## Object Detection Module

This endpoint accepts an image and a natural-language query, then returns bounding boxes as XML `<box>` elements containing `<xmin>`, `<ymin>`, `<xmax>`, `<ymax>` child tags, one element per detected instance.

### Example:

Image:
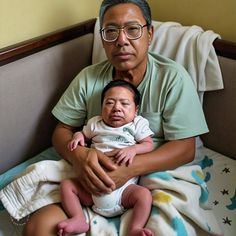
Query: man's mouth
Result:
<box><xmin>113</xmin><ymin>52</ymin><xmax>132</xmax><ymax>60</ymax></box>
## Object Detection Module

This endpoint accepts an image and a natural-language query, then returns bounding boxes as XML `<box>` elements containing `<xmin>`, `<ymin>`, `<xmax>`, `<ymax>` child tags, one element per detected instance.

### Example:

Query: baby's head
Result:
<box><xmin>101</xmin><ymin>80</ymin><xmax>141</xmax><ymax>127</ymax></box>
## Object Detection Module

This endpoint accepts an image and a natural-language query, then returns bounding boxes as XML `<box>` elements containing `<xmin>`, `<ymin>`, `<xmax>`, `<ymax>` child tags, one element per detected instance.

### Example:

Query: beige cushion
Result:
<box><xmin>0</xmin><ymin>34</ymin><xmax>93</xmax><ymax>173</ymax></box>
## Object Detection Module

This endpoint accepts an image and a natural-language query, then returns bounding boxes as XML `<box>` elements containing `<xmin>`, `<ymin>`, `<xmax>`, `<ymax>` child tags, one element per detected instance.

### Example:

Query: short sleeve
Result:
<box><xmin>52</xmin><ymin>70</ymin><xmax>88</xmax><ymax>127</ymax></box>
<box><xmin>134</xmin><ymin>116</ymin><xmax>154</xmax><ymax>141</ymax></box>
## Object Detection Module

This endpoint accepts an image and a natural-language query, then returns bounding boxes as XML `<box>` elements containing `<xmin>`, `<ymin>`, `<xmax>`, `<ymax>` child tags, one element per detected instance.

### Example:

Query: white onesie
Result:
<box><xmin>82</xmin><ymin>115</ymin><xmax>153</xmax><ymax>217</ymax></box>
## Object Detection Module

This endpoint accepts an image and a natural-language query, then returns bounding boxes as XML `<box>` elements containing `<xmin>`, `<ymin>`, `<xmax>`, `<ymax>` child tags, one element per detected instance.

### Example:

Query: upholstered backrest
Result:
<box><xmin>202</xmin><ymin>56</ymin><xmax>236</xmax><ymax>158</ymax></box>
<box><xmin>0</xmin><ymin>34</ymin><xmax>94</xmax><ymax>173</ymax></box>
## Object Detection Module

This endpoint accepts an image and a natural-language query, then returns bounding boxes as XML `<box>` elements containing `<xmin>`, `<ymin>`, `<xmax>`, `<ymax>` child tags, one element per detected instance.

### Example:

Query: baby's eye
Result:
<box><xmin>122</xmin><ymin>103</ymin><xmax>130</xmax><ymax>106</ymax></box>
<box><xmin>105</xmin><ymin>101</ymin><xmax>114</xmax><ymax>105</ymax></box>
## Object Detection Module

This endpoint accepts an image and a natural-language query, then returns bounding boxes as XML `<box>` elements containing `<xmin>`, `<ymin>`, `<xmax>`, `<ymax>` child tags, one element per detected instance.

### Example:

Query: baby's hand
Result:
<box><xmin>106</xmin><ymin>146</ymin><xmax>136</xmax><ymax>166</ymax></box>
<box><xmin>67</xmin><ymin>132</ymin><xmax>86</xmax><ymax>151</ymax></box>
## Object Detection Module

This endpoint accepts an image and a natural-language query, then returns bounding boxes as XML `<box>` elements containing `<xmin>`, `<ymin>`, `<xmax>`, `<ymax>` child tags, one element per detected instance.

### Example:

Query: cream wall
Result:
<box><xmin>0</xmin><ymin>0</ymin><xmax>102</xmax><ymax>49</ymax></box>
<box><xmin>148</xmin><ymin>0</ymin><xmax>236</xmax><ymax>42</ymax></box>
<box><xmin>0</xmin><ymin>0</ymin><xmax>235</xmax><ymax>49</ymax></box>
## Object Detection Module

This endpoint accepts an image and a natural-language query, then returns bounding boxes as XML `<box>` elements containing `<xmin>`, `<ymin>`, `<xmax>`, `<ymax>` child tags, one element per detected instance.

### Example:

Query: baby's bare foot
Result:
<box><xmin>128</xmin><ymin>227</ymin><xmax>155</xmax><ymax>236</ymax></box>
<box><xmin>57</xmin><ymin>217</ymin><xmax>89</xmax><ymax>236</ymax></box>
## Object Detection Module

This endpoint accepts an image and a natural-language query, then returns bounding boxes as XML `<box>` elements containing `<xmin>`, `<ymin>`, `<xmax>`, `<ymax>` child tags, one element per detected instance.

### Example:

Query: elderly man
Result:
<box><xmin>24</xmin><ymin>0</ymin><xmax>208</xmax><ymax>235</ymax></box>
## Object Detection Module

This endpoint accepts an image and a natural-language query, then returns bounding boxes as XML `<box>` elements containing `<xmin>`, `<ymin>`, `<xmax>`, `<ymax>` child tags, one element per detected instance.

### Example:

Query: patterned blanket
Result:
<box><xmin>0</xmin><ymin>159</ymin><xmax>222</xmax><ymax>236</ymax></box>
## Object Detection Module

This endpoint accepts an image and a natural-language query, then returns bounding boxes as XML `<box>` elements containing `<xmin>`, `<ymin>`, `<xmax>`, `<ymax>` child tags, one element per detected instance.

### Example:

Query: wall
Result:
<box><xmin>0</xmin><ymin>0</ymin><xmax>102</xmax><ymax>49</ymax></box>
<box><xmin>148</xmin><ymin>0</ymin><xmax>236</xmax><ymax>42</ymax></box>
<box><xmin>0</xmin><ymin>0</ymin><xmax>235</xmax><ymax>49</ymax></box>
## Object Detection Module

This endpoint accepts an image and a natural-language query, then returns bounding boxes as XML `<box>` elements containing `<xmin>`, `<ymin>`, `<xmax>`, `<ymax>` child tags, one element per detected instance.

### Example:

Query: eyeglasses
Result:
<box><xmin>100</xmin><ymin>23</ymin><xmax>148</xmax><ymax>42</ymax></box>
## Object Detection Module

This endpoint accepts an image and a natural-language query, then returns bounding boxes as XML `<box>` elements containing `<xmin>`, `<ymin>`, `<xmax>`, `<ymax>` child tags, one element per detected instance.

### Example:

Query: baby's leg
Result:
<box><xmin>122</xmin><ymin>184</ymin><xmax>154</xmax><ymax>236</ymax></box>
<box><xmin>57</xmin><ymin>178</ymin><xmax>93</xmax><ymax>235</ymax></box>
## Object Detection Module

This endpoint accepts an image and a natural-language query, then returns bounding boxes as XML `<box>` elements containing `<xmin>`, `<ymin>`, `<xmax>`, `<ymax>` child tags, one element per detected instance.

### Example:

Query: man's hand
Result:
<box><xmin>70</xmin><ymin>147</ymin><xmax>117</xmax><ymax>195</ymax></box>
<box><xmin>52</xmin><ymin>122</ymin><xmax>117</xmax><ymax>196</ymax></box>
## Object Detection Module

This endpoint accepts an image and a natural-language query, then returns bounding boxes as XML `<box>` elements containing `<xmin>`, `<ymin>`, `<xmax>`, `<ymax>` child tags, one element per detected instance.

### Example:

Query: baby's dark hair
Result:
<box><xmin>101</xmin><ymin>80</ymin><xmax>141</xmax><ymax>106</ymax></box>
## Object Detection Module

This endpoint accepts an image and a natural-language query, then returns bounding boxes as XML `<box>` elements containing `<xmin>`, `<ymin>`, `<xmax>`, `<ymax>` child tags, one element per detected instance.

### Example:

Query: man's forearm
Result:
<box><xmin>131</xmin><ymin>137</ymin><xmax>195</xmax><ymax>176</ymax></box>
<box><xmin>108</xmin><ymin>137</ymin><xmax>195</xmax><ymax>188</ymax></box>
<box><xmin>52</xmin><ymin>122</ymin><xmax>88</xmax><ymax>163</ymax></box>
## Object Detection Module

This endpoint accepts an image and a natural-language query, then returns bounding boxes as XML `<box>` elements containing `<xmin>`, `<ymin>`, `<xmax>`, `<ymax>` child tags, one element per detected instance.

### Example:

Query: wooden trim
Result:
<box><xmin>213</xmin><ymin>38</ymin><xmax>236</xmax><ymax>60</ymax></box>
<box><xmin>0</xmin><ymin>18</ymin><xmax>96</xmax><ymax>66</ymax></box>
<box><xmin>1</xmin><ymin>18</ymin><xmax>236</xmax><ymax>66</ymax></box>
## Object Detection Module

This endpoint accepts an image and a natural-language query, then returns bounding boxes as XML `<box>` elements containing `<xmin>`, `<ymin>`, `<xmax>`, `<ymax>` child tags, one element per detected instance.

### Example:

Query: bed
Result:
<box><xmin>0</xmin><ymin>18</ymin><xmax>235</xmax><ymax>236</ymax></box>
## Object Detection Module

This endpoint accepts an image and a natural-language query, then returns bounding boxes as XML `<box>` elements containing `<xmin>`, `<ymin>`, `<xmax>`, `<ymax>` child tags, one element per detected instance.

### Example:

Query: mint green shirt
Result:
<box><xmin>52</xmin><ymin>52</ymin><xmax>208</xmax><ymax>148</ymax></box>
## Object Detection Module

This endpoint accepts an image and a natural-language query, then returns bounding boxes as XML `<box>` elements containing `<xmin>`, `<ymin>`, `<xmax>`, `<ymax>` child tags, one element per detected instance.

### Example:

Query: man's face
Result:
<box><xmin>101</xmin><ymin>3</ymin><xmax>153</xmax><ymax>72</ymax></box>
<box><xmin>101</xmin><ymin>86</ymin><xmax>137</xmax><ymax>128</ymax></box>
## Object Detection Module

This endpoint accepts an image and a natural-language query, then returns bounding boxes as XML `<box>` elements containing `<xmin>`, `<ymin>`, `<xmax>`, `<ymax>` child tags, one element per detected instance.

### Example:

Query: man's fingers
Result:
<box><xmin>105</xmin><ymin>149</ymin><xmax>117</xmax><ymax>157</ymax></box>
<box><xmin>84</xmin><ymin>166</ymin><xmax>114</xmax><ymax>194</ymax></box>
<box><xmin>99</xmin><ymin>152</ymin><xmax>117</xmax><ymax>171</ymax></box>
<box><xmin>92</xmin><ymin>157</ymin><xmax>116</xmax><ymax>190</ymax></box>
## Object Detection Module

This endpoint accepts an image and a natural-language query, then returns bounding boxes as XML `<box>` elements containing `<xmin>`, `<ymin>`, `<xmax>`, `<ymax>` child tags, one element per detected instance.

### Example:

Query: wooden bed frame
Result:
<box><xmin>1</xmin><ymin>18</ymin><xmax>236</xmax><ymax>65</ymax></box>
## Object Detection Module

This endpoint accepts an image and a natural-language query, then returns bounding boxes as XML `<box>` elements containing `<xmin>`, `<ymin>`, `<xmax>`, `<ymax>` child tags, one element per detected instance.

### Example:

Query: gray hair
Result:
<box><xmin>99</xmin><ymin>0</ymin><xmax>152</xmax><ymax>29</ymax></box>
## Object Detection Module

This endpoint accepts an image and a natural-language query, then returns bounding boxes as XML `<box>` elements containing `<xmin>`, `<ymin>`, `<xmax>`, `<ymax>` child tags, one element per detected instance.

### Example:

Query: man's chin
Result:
<box><xmin>113</xmin><ymin>61</ymin><xmax>134</xmax><ymax>71</ymax></box>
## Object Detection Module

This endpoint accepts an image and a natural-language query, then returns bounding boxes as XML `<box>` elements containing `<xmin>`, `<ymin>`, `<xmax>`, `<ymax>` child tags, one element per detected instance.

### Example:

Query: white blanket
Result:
<box><xmin>0</xmin><ymin>160</ymin><xmax>222</xmax><ymax>236</ymax></box>
<box><xmin>92</xmin><ymin>18</ymin><xmax>223</xmax><ymax>93</ymax></box>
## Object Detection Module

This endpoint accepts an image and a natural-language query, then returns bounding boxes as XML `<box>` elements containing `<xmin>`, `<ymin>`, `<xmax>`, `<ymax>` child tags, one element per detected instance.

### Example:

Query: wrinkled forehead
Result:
<box><xmin>103</xmin><ymin>86</ymin><xmax>135</xmax><ymax>101</ymax></box>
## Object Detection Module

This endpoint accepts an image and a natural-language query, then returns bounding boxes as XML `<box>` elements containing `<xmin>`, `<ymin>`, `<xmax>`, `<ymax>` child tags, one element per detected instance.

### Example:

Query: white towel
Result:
<box><xmin>0</xmin><ymin>159</ymin><xmax>76</xmax><ymax>220</ymax></box>
<box><xmin>150</xmin><ymin>21</ymin><xmax>223</xmax><ymax>92</ymax></box>
<box><xmin>92</xmin><ymin>18</ymin><xmax>223</xmax><ymax>92</ymax></box>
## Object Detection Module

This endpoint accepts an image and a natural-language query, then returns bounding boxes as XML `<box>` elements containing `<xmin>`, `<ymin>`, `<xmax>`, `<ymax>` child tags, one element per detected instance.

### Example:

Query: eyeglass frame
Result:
<box><xmin>100</xmin><ymin>23</ymin><xmax>149</xmax><ymax>42</ymax></box>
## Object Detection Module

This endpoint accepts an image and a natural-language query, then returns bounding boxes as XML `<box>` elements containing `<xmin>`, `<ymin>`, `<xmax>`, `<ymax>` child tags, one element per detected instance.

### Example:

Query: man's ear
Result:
<box><xmin>135</xmin><ymin>105</ymin><xmax>139</xmax><ymax>115</ymax></box>
<box><xmin>148</xmin><ymin>25</ymin><xmax>154</xmax><ymax>45</ymax></box>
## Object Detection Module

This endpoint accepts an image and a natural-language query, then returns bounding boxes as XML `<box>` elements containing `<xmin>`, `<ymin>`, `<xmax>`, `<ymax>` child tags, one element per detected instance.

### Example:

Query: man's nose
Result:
<box><xmin>116</xmin><ymin>29</ymin><xmax>129</xmax><ymax>46</ymax></box>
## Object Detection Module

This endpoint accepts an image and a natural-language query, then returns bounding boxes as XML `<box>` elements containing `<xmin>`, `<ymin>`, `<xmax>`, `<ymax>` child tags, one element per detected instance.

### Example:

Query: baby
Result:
<box><xmin>58</xmin><ymin>80</ymin><xmax>154</xmax><ymax>236</ymax></box>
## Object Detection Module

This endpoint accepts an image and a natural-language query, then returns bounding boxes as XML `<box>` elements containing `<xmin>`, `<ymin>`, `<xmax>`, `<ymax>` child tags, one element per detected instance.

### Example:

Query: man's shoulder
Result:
<box><xmin>82</xmin><ymin>60</ymin><xmax>111</xmax><ymax>74</ymax></box>
<box><xmin>148</xmin><ymin>52</ymin><xmax>190</xmax><ymax>78</ymax></box>
<box><xmin>148</xmin><ymin>52</ymin><xmax>181</xmax><ymax>68</ymax></box>
<box><xmin>72</xmin><ymin>60</ymin><xmax>112</xmax><ymax>89</ymax></box>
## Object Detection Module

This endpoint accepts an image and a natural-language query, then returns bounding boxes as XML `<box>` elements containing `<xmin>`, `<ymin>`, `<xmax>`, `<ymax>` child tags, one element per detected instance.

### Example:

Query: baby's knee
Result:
<box><xmin>139</xmin><ymin>187</ymin><xmax>152</xmax><ymax>202</ymax></box>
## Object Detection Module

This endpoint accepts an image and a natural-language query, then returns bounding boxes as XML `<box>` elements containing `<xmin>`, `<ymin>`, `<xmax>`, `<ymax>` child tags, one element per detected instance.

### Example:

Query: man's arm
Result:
<box><xmin>53</xmin><ymin>122</ymin><xmax>195</xmax><ymax>193</ymax></box>
<box><xmin>108</xmin><ymin>137</ymin><xmax>195</xmax><ymax>188</ymax></box>
<box><xmin>52</xmin><ymin>122</ymin><xmax>117</xmax><ymax>195</ymax></box>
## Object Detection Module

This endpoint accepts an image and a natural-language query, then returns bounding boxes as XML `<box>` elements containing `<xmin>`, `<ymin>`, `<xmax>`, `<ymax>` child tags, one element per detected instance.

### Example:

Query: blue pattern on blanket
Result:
<box><xmin>151</xmin><ymin>206</ymin><xmax>159</xmax><ymax>215</ymax></box>
<box><xmin>107</xmin><ymin>216</ymin><xmax>120</xmax><ymax>232</ymax></box>
<box><xmin>191</xmin><ymin>170</ymin><xmax>209</xmax><ymax>204</ymax></box>
<box><xmin>199</xmin><ymin>153</ymin><xmax>236</xmax><ymax>235</ymax></box>
<box><xmin>226</xmin><ymin>190</ymin><xmax>236</xmax><ymax>210</ymax></box>
<box><xmin>146</xmin><ymin>171</ymin><xmax>173</xmax><ymax>180</ymax></box>
<box><xmin>198</xmin><ymin>155</ymin><xmax>213</xmax><ymax>182</ymax></box>
<box><xmin>171</xmin><ymin>217</ymin><xmax>187</xmax><ymax>236</ymax></box>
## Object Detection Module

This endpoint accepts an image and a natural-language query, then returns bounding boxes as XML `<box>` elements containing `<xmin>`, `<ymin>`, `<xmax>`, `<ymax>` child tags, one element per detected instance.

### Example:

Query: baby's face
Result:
<box><xmin>102</xmin><ymin>86</ymin><xmax>137</xmax><ymax>127</ymax></box>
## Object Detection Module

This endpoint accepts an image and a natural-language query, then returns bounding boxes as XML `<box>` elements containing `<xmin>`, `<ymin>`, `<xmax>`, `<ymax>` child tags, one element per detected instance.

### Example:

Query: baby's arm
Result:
<box><xmin>67</xmin><ymin>131</ymin><xmax>86</xmax><ymax>151</ymax></box>
<box><xmin>107</xmin><ymin>136</ymin><xmax>153</xmax><ymax>166</ymax></box>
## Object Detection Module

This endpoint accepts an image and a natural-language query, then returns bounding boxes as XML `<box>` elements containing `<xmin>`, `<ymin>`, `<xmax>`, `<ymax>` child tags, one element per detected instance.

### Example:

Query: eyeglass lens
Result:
<box><xmin>102</xmin><ymin>24</ymin><xmax>145</xmax><ymax>42</ymax></box>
